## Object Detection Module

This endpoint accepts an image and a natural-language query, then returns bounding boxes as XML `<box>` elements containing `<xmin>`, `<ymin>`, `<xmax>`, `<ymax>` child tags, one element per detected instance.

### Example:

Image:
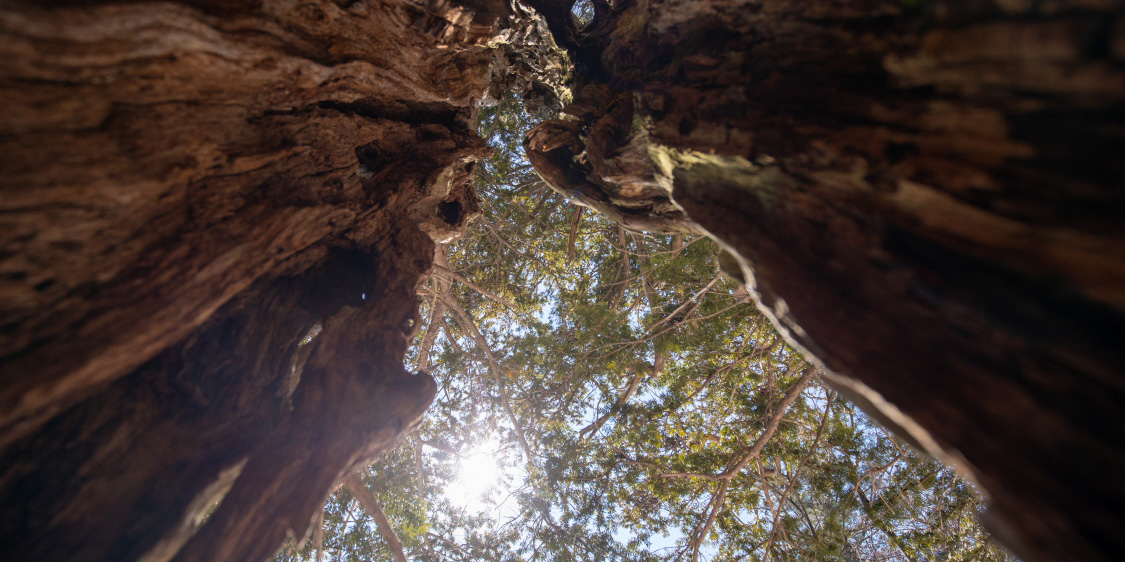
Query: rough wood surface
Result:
<box><xmin>0</xmin><ymin>1</ymin><xmax>559</xmax><ymax>560</ymax></box>
<box><xmin>526</xmin><ymin>1</ymin><xmax>1125</xmax><ymax>561</ymax></box>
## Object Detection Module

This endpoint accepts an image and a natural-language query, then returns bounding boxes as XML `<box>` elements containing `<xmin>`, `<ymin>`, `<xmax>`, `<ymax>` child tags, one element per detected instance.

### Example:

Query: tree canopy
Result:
<box><xmin>274</xmin><ymin>95</ymin><xmax>1016</xmax><ymax>562</ymax></box>
<box><xmin>2</xmin><ymin>1</ymin><xmax>1120</xmax><ymax>561</ymax></box>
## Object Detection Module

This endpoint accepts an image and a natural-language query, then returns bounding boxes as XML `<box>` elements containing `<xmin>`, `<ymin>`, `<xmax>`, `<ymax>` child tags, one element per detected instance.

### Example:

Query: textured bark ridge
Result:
<box><xmin>0</xmin><ymin>1</ymin><xmax>558</xmax><ymax>561</ymax></box>
<box><xmin>525</xmin><ymin>1</ymin><xmax>1125</xmax><ymax>561</ymax></box>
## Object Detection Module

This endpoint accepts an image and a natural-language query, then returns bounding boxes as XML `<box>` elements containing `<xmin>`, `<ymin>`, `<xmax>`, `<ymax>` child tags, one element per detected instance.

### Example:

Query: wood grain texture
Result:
<box><xmin>0</xmin><ymin>0</ymin><xmax>556</xmax><ymax>560</ymax></box>
<box><xmin>526</xmin><ymin>1</ymin><xmax>1125</xmax><ymax>560</ymax></box>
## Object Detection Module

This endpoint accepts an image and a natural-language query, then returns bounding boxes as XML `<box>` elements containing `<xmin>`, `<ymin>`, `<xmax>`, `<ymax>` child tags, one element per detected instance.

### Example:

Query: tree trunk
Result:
<box><xmin>525</xmin><ymin>1</ymin><xmax>1125</xmax><ymax>561</ymax></box>
<box><xmin>0</xmin><ymin>1</ymin><xmax>559</xmax><ymax>561</ymax></box>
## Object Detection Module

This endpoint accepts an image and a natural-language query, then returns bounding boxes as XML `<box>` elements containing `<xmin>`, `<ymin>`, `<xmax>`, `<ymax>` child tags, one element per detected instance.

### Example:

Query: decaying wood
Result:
<box><xmin>526</xmin><ymin>1</ymin><xmax>1125</xmax><ymax>561</ymax></box>
<box><xmin>0</xmin><ymin>0</ymin><xmax>563</xmax><ymax>560</ymax></box>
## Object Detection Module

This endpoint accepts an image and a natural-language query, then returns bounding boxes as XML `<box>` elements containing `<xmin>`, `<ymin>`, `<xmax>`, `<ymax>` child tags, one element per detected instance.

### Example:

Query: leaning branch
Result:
<box><xmin>477</xmin><ymin>214</ymin><xmax>561</xmax><ymax>275</ymax></box>
<box><xmin>645</xmin><ymin>276</ymin><xmax>721</xmax><ymax>334</ymax></box>
<box><xmin>579</xmin><ymin>365</ymin><xmax>646</xmax><ymax>438</ymax></box>
<box><xmin>419</xmin><ymin>439</ymin><xmax>461</xmax><ymax>456</ymax></box>
<box><xmin>314</xmin><ymin>506</ymin><xmax>325</xmax><ymax>562</ymax></box>
<box><xmin>690</xmin><ymin>480</ymin><xmax>731</xmax><ymax>562</ymax></box>
<box><xmin>631</xmin><ymin>233</ymin><xmax>660</xmax><ymax>309</ymax></box>
<box><xmin>719</xmin><ymin>366</ymin><xmax>816</xmax><ymax>478</ymax></box>
<box><xmin>589</xmin><ymin>299</ymin><xmax>745</xmax><ymax>360</ymax></box>
<box><xmin>856</xmin><ymin>486</ymin><xmax>921</xmax><ymax>562</ymax></box>
<box><xmin>654</xmin><ymin>366</ymin><xmax>817</xmax><ymax>482</ymax></box>
<box><xmin>609</xmin><ymin>227</ymin><xmax>631</xmax><ymax>311</ymax></box>
<box><xmin>416</xmin><ymin>247</ymin><xmax>453</xmax><ymax>372</ymax></box>
<box><xmin>344</xmin><ymin>472</ymin><xmax>408</xmax><ymax>562</ymax></box>
<box><xmin>432</xmin><ymin>264</ymin><xmax>519</xmax><ymax>312</ymax></box>
<box><xmin>762</xmin><ymin>393</ymin><xmax>834</xmax><ymax>550</ymax></box>
<box><xmin>677</xmin><ymin>332</ymin><xmax>773</xmax><ymax>408</ymax></box>
<box><xmin>411</xmin><ymin>434</ymin><xmax>439</xmax><ymax>561</ymax></box>
<box><xmin>566</xmin><ymin>206</ymin><xmax>584</xmax><ymax>263</ymax></box>
<box><xmin>441</xmin><ymin>293</ymin><xmax>535</xmax><ymax>462</ymax></box>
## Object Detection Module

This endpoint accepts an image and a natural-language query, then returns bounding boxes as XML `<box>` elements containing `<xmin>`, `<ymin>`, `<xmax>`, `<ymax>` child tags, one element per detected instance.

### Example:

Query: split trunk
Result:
<box><xmin>0</xmin><ymin>1</ymin><xmax>559</xmax><ymax>560</ymax></box>
<box><xmin>525</xmin><ymin>1</ymin><xmax>1125</xmax><ymax>561</ymax></box>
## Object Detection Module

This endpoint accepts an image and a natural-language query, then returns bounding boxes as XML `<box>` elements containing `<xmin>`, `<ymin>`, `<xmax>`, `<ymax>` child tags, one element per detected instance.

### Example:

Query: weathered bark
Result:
<box><xmin>525</xmin><ymin>1</ymin><xmax>1125</xmax><ymax>561</ymax></box>
<box><xmin>0</xmin><ymin>0</ymin><xmax>560</xmax><ymax>560</ymax></box>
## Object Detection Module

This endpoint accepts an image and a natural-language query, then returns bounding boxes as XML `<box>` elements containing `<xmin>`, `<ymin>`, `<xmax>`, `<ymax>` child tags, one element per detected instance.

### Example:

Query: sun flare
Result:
<box><xmin>446</xmin><ymin>447</ymin><xmax>502</xmax><ymax>510</ymax></box>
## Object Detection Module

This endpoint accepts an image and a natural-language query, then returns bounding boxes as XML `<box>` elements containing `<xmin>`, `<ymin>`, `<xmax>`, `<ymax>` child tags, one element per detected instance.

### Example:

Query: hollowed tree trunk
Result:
<box><xmin>525</xmin><ymin>1</ymin><xmax>1125</xmax><ymax>561</ymax></box>
<box><xmin>0</xmin><ymin>1</ymin><xmax>558</xmax><ymax>560</ymax></box>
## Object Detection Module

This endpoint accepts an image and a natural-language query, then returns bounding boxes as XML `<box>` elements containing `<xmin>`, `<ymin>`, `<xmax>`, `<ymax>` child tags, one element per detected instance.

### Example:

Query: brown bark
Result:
<box><xmin>0</xmin><ymin>1</ymin><xmax>560</xmax><ymax>561</ymax></box>
<box><xmin>526</xmin><ymin>1</ymin><xmax>1125</xmax><ymax>561</ymax></box>
<box><xmin>566</xmin><ymin>205</ymin><xmax>585</xmax><ymax>262</ymax></box>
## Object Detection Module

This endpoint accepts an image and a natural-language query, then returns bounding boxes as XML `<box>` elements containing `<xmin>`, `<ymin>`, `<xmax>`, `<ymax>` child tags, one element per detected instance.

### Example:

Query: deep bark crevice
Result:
<box><xmin>0</xmin><ymin>0</ymin><xmax>563</xmax><ymax>560</ymax></box>
<box><xmin>526</xmin><ymin>1</ymin><xmax>1125</xmax><ymax>560</ymax></box>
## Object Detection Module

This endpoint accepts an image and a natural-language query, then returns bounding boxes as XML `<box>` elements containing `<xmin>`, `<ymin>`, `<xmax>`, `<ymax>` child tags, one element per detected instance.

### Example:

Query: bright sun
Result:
<box><xmin>446</xmin><ymin>446</ymin><xmax>502</xmax><ymax>511</ymax></box>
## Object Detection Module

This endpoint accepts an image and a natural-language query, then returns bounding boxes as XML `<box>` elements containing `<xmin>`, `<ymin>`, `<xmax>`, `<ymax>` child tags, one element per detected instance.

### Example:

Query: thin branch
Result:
<box><xmin>412</xmin><ymin>434</ymin><xmax>438</xmax><ymax>562</ymax></box>
<box><xmin>419</xmin><ymin>439</ymin><xmax>461</xmax><ymax>456</ymax></box>
<box><xmin>477</xmin><ymin>213</ymin><xmax>560</xmax><ymax>275</ymax></box>
<box><xmin>646</xmin><ymin>276</ymin><xmax>721</xmax><ymax>334</ymax></box>
<box><xmin>579</xmin><ymin>366</ymin><xmax>646</xmax><ymax>438</ymax></box>
<box><xmin>566</xmin><ymin>206</ymin><xmax>584</xmax><ymax>263</ymax></box>
<box><xmin>314</xmin><ymin>505</ymin><xmax>324</xmax><ymax>562</ymax></box>
<box><xmin>607</xmin><ymin>233</ymin><xmax>707</xmax><ymax>258</ymax></box>
<box><xmin>720</xmin><ymin>366</ymin><xmax>816</xmax><ymax>478</ymax></box>
<box><xmin>677</xmin><ymin>333</ymin><xmax>771</xmax><ymax>408</ymax></box>
<box><xmin>654</xmin><ymin>367</ymin><xmax>817</xmax><ymax>482</ymax></box>
<box><xmin>631</xmin><ymin>232</ymin><xmax>660</xmax><ymax>309</ymax></box>
<box><xmin>427</xmin><ymin>532</ymin><xmax>471</xmax><ymax>559</ymax></box>
<box><xmin>417</xmin><ymin>246</ymin><xmax>453</xmax><ymax>372</ymax></box>
<box><xmin>589</xmin><ymin>300</ymin><xmax>745</xmax><ymax>360</ymax></box>
<box><xmin>441</xmin><ymin>292</ymin><xmax>534</xmax><ymax>462</ymax></box>
<box><xmin>764</xmin><ymin>393</ymin><xmax>835</xmax><ymax>551</ymax></box>
<box><xmin>757</xmin><ymin>460</ymin><xmax>785</xmax><ymax>558</ymax></box>
<box><xmin>611</xmin><ymin>227</ymin><xmax>630</xmax><ymax>311</ymax></box>
<box><xmin>856</xmin><ymin>486</ymin><xmax>921</xmax><ymax>562</ymax></box>
<box><xmin>654</xmin><ymin>469</ymin><xmax>729</xmax><ymax>482</ymax></box>
<box><xmin>433</xmin><ymin>264</ymin><xmax>518</xmax><ymax>312</ymax></box>
<box><xmin>344</xmin><ymin>472</ymin><xmax>409</xmax><ymax>562</ymax></box>
<box><xmin>690</xmin><ymin>480</ymin><xmax>730</xmax><ymax>562</ymax></box>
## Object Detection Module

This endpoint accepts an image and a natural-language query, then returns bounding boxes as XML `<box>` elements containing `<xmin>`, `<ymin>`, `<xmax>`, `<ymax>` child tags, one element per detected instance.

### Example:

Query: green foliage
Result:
<box><xmin>572</xmin><ymin>0</ymin><xmax>595</xmax><ymax>26</ymax></box>
<box><xmin>275</xmin><ymin>94</ymin><xmax>1016</xmax><ymax>562</ymax></box>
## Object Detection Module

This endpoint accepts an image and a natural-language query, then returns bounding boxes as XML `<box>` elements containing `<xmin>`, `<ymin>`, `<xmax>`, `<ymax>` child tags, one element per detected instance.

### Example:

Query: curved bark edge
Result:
<box><xmin>0</xmin><ymin>0</ymin><xmax>556</xmax><ymax>560</ymax></box>
<box><xmin>525</xmin><ymin>1</ymin><xmax>1125</xmax><ymax>560</ymax></box>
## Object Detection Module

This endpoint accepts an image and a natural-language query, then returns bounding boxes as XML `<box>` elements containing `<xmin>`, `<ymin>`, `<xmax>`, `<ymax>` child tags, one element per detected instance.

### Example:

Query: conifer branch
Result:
<box><xmin>589</xmin><ymin>300</ymin><xmax>746</xmax><ymax>360</ymax></box>
<box><xmin>631</xmin><ymin>233</ymin><xmax>660</xmax><ymax>310</ymax></box>
<box><xmin>411</xmin><ymin>435</ymin><xmax>439</xmax><ymax>562</ymax></box>
<box><xmin>856</xmin><ymin>486</ymin><xmax>921</xmax><ymax>562</ymax></box>
<box><xmin>579</xmin><ymin>365</ymin><xmax>646</xmax><ymax>438</ymax></box>
<box><xmin>761</xmin><ymin>393</ymin><xmax>834</xmax><ymax>550</ymax></box>
<box><xmin>690</xmin><ymin>480</ymin><xmax>730</xmax><ymax>562</ymax></box>
<box><xmin>719</xmin><ymin>366</ymin><xmax>816</xmax><ymax>479</ymax></box>
<box><xmin>314</xmin><ymin>506</ymin><xmax>324</xmax><ymax>562</ymax></box>
<box><xmin>343</xmin><ymin>472</ymin><xmax>409</xmax><ymax>562</ymax></box>
<box><xmin>610</xmin><ymin>227</ymin><xmax>631</xmax><ymax>311</ymax></box>
<box><xmin>651</xmin><ymin>366</ymin><xmax>816</xmax><ymax>482</ymax></box>
<box><xmin>441</xmin><ymin>293</ymin><xmax>535</xmax><ymax>463</ymax></box>
<box><xmin>566</xmin><ymin>206</ymin><xmax>584</xmax><ymax>263</ymax></box>
<box><xmin>417</xmin><ymin>247</ymin><xmax>453</xmax><ymax>372</ymax></box>
<box><xmin>645</xmin><ymin>276</ymin><xmax>721</xmax><ymax>334</ymax></box>
<box><xmin>433</xmin><ymin>264</ymin><xmax>519</xmax><ymax>312</ymax></box>
<box><xmin>477</xmin><ymin>214</ymin><xmax>560</xmax><ymax>275</ymax></box>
